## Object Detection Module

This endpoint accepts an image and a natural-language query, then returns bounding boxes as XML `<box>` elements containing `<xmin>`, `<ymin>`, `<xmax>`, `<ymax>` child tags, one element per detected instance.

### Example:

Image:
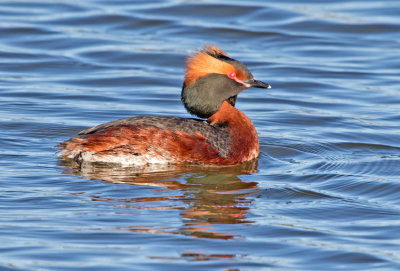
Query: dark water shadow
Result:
<box><xmin>59</xmin><ymin>159</ymin><xmax>260</xmax><ymax>240</ymax></box>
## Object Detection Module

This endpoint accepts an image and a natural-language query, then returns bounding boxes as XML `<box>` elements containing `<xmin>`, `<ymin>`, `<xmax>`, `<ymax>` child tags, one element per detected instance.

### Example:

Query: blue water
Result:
<box><xmin>1</xmin><ymin>0</ymin><xmax>400</xmax><ymax>270</ymax></box>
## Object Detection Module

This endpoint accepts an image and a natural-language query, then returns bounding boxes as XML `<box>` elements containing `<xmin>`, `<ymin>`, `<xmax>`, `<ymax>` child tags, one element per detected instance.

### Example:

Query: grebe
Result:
<box><xmin>58</xmin><ymin>46</ymin><xmax>270</xmax><ymax>166</ymax></box>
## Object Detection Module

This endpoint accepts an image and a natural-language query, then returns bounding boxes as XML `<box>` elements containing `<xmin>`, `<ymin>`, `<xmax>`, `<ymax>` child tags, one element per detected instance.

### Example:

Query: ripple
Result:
<box><xmin>143</xmin><ymin>3</ymin><xmax>261</xmax><ymax>20</ymax></box>
<box><xmin>0</xmin><ymin>26</ymin><xmax>56</xmax><ymax>38</ymax></box>
<box><xmin>304</xmin><ymin>142</ymin><xmax>400</xmax><ymax>177</ymax></box>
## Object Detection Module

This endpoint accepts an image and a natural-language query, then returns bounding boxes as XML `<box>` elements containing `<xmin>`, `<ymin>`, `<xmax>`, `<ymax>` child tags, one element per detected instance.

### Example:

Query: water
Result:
<box><xmin>1</xmin><ymin>0</ymin><xmax>400</xmax><ymax>270</ymax></box>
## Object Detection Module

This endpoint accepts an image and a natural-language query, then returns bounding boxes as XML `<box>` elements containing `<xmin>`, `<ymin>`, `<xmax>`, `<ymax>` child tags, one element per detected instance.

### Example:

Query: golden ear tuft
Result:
<box><xmin>184</xmin><ymin>46</ymin><xmax>236</xmax><ymax>86</ymax></box>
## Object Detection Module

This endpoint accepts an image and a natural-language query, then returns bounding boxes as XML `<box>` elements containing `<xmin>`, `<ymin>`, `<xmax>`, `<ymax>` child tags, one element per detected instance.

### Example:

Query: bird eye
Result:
<box><xmin>227</xmin><ymin>71</ymin><xmax>236</xmax><ymax>79</ymax></box>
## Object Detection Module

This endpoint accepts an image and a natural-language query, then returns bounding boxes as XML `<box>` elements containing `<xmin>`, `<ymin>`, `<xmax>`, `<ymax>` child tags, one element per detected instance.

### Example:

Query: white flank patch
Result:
<box><xmin>79</xmin><ymin>151</ymin><xmax>175</xmax><ymax>166</ymax></box>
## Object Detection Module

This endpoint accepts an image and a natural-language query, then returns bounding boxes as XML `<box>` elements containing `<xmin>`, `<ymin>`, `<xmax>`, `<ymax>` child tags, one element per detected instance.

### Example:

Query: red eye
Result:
<box><xmin>227</xmin><ymin>71</ymin><xmax>236</xmax><ymax>79</ymax></box>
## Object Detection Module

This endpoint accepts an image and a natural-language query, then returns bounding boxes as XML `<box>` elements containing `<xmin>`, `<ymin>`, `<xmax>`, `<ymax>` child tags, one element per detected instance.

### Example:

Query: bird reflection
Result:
<box><xmin>59</xmin><ymin>159</ymin><xmax>259</xmax><ymax>240</ymax></box>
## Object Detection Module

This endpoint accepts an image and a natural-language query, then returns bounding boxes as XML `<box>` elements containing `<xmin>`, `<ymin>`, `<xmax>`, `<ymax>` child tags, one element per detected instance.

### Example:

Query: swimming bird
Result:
<box><xmin>58</xmin><ymin>46</ymin><xmax>270</xmax><ymax>166</ymax></box>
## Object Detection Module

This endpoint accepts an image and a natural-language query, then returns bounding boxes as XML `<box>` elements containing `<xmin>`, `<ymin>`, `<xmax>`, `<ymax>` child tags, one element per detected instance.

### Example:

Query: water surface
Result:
<box><xmin>1</xmin><ymin>0</ymin><xmax>400</xmax><ymax>270</ymax></box>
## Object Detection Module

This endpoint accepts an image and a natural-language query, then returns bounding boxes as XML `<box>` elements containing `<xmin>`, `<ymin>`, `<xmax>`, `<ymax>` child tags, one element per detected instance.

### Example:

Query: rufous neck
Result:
<box><xmin>208</xmin><ymin>101</ymin><xmax>245</xmax><ymax>124</ymax></box>
<box><xmin>208</xmin><ymin>101</ymin><xmax>259</xmax><ymax>163</ymax></box>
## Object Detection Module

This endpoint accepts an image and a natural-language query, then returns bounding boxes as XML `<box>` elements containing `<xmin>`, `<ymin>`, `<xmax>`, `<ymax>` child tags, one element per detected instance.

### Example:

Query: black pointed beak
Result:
<box><xmin>244</xmin><ymin>79</ymin><xmax>271</xmax><ymax>89</ymax></box>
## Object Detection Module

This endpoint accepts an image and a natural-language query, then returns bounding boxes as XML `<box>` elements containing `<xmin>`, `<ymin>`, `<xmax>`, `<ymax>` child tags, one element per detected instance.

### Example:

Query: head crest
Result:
<box><xmin>184</xmin><ymin>45</ymin><xmax>247</xmax><ymax>86</ymax></box>
<box><xmin>203</xmin><ymin>45</ymin><xmax>230</xmax><ymax>58</ymax></box>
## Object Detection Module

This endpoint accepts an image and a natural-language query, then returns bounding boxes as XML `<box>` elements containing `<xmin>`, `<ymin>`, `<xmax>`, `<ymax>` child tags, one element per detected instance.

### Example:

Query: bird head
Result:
<box><xmin>181</xmin><ymin>45</ymin><xmax>270</xmax><ymax>119</ymax></box>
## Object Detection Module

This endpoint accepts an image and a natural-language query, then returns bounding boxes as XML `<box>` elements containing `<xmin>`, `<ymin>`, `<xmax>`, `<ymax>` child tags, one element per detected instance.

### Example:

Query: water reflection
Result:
<box><xmin>59</xmin><ymin>160</ymin><xmax>259</xmax><ymax>240</ymax></box>
<box><xmin>150</xmin><ymin>251</ymin><xmax>238</xmax><ymax>262</ymax></box>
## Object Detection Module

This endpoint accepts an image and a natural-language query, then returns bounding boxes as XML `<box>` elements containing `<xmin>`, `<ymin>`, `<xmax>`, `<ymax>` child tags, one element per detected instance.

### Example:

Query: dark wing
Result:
<box><xmin>77</xmin><ymin>116</ymin><xmax>232</xmax><ymax>158</ymax></box>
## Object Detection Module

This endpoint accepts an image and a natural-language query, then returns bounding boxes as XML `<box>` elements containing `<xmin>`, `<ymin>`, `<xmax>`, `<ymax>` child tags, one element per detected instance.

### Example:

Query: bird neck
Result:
<box><xmin>208</xmin><ymin>101</ymin><xmax>259</xmax><ymax>162</ymax></box>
